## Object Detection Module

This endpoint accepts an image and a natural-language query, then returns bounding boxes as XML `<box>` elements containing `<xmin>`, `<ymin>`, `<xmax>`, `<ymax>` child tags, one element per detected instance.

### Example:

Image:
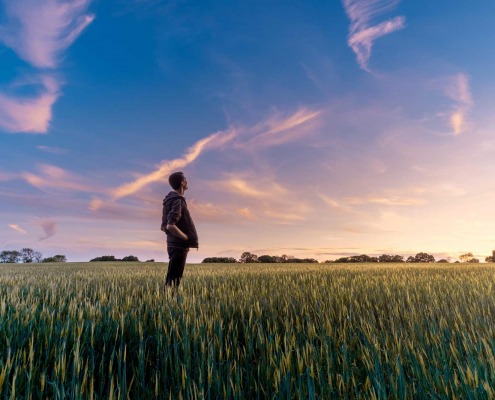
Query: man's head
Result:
<box><xmin>169</xmin><ymin>172</ymin><xmax>187</xmax><ymax>191</ymax></box>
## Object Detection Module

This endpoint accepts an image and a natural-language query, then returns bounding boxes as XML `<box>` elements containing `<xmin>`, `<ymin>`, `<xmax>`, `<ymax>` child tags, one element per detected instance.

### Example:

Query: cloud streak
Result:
<box><xmin>0</xmin><ymin>0</ymin><xmax>94</xmax><ymax>68</ymax></box>
<box><xmin>111</xmin><ymin>129</ymin><xmax>237</xmax><ymax>200</ymax></box>
<box><xmin>109</xmin><ymin>107</ymin><xmax>321</xmax><ymax>200</ymax></box>
<box><xmin>0</xmin><ymin>75</ymin><xmax>60</xmax><ymax>133</ymax></box>
<box><xmin>238</xmin><ymin>108</ymin><xmax>322</xmax><ymax>148</ymax></box>
<box><xmin>8</xmin><ymin>224</ymin><xmax>27</xmax><ymax>234</ymax></box>
<box><xmin>37</xmin><ymin>145</ymin><xmax>67</xmax><ymax>154</ymax></box>
<box><xmin>220</xmin><ymin>177</ymin><xmax>289</xmax><ymax>199</ymax></box>
<box><xmin>342</xmin><ymin>0</ymin><xmax>405</xmax><ymax>71</ymax></box>
<box><xmin>0</xmin><ymin>0</ymin><xmax>94</xmax><ymax>134</ymax></box>
<box><xmin>445</xmin><ymin>73</ymin><xmax>472</xmax><ymax>135</ymax></box>
<box><xmin>21</xmin><ymin>164</ymin><xmax>101</xmax><ymax>192</ymax></box>
<box><xmin>38</xmin><ymin>220</ymin><xmax>57</xmax><ymax>241</ymax></box>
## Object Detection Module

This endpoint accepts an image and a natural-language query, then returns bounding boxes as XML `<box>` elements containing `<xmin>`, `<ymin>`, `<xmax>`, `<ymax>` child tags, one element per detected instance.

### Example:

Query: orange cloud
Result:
<box><xmin>445</xmin><ymin>73</ymin><xmax>472</xmax><ymax>135</ymax></box>
<box><xmin>8</xmin><ymin>224</ymin><xmax>27</xmax><ymax>234</ymax></box>
<box><xmin>219</xmin><ymin>174</ymin><xmax>291</xmax><ymax>200</ymax></box>
<box><xmin>347</xmin><ymin>196</ymin><xmax>425</xmax><ymax>206</ymax></box>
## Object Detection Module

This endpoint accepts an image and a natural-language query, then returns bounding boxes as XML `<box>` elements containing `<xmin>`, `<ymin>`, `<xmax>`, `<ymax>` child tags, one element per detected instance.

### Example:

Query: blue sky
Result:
<box><xmin>1</xmin><ymin>0</ymin><xmax>495</xmax><ymax>262</ymax></box>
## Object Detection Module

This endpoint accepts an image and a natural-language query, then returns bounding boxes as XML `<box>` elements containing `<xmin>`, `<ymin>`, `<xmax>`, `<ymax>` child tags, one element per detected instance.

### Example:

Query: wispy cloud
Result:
<box><xmin>220</xmin><ymin>176</ymin><xmax>289</xmax><ymax>199</ymax></box>
<box><xmin>0</xmin><ymin>0</ymin><xmax>94</xmax><ymax>69</ymax></box>
<box><xmin>8</xmin><ymin>224</ymin><xmax>27</xmax><ymax>234</ymax></box>
<box><xmin>0</xmin><ymin>0</ymin><xmax>94</xmax><ymax>134</ymax></box>
<box><xmin>37</xmin><ymin>145</ymin><xmax>67</xmax><ymax>154</ymax></box>
<box><xmin>111</xmin><ymin>129</ymin><xmax>237</xmax><ymax>200</ymax></box>
<box><xmin>38</xmin><ymin>220</ymin><xmax>57</xmax><ymax>241</ymax></box>
<box><xmin>342</xmin><ymin>0</ymin><xmax>405</xmax><ymax>71</ymax></box>
<box><xmin>445</xmin><ymin>73</ymin><xmax>472</xmax><ymax>135</ymax></box>
<box><xmin>317</xmin><ymin>193</ymin><xmax>356</xmax><ymax>213</ymax></box>
<box><xmin>346</xmin><ymin>195</ymin><xmax>424</xmax><ymax>206</ymax></box>
<box><xmin>109</xmin><ymin>108</ymin><xmax>321</xmax><ymax>201</ymax></box>
<box><xmin>238</xmin><ymin>108</ymin><xmax>322</xmax><ymax>148</ymax></box>
<box><xmin>0</xmin><ymin>75</ymin><xmax>61</xmax><ymax>133</ymax></box>
<box><xmin>21</xmin><ymin>164</ymin><xmax>101</xmax><ymax>192</ymax></box>
<box><xmin>0</xmin><ymin>172</ymin><xmax>16</xmax><ymax>181</ymax></box>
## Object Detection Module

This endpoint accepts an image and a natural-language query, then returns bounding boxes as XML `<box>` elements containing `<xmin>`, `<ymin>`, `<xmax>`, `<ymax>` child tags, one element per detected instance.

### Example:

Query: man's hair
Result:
<box><xmin>169</xmin><ymin>172</ymin><xmax>184</xmax><ymax>190</ymax></box>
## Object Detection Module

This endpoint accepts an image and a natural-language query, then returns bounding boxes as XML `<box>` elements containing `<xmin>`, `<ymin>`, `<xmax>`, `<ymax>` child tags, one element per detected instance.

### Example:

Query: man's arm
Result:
<box><xmin>166</xmin><ymin>224</ymin><xmax>188</xmax><ymax>241</ymax></box>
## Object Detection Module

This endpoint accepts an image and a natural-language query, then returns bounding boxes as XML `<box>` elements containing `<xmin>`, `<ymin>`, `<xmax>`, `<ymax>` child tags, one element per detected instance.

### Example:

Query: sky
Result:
<box><xmin>1</xmin><ymin>0</ymin><xmax>495</xmax><ymax>263</ymax></box>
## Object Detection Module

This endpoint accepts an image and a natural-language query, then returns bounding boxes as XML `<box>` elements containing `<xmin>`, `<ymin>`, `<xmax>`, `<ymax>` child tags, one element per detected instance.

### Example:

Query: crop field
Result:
<box><xmin>1</xmin><ymin>262</ymin><xmax>495</xmax><ymax>399</ymax></box>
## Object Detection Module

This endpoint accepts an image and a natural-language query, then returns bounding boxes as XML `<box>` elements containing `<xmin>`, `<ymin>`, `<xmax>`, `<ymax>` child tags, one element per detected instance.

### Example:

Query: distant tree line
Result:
<box><xmin>0</xmin><ymin>248</ymin><xmax>66</xmax><ymax>263</ymax></box>
<box><xmin>202</xmin><ymin>252</ymin><xmax>319</xmax><ymax>264</ymax></box>
<box><xmin>202</xmin><ymin>251</ymin><xmax>495</xmax><ymax>264</ymax></box>
<box><xmin>325</xmin><ymin>251</ymin><xmax>485</xmax><ymax>263</ymax></box>
<box><xmin>89</xmin><ymin>255</ymin><xmax>154</xmax><ymax>262</ymax></box>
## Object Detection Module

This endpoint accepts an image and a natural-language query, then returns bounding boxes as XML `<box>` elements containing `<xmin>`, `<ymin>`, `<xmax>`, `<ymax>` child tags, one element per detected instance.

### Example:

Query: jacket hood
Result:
<box><xmin>163</xmin><ymin>191</ymin><xmax>183</xmax><ymax>205</ymax></box>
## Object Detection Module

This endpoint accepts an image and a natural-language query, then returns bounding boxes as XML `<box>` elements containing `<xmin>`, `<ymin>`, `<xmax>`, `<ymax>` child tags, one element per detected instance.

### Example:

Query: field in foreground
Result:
<box><xmin>1</xmin><ymin>262</ymin><xmax>495</xmax><ymax>399</ymax></box>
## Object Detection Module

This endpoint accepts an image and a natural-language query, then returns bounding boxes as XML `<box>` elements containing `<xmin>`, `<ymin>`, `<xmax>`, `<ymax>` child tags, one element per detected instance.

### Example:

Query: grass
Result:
<box><xmin>1</xmin><ymin>262</ymin><xmax>495</xmax><ymax>399</ymax></box>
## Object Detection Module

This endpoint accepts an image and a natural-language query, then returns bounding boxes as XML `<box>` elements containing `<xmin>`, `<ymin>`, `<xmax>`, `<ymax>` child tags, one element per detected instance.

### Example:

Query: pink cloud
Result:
<box><xmin>36</xmin><ymin>145</ymin><xmax>67</xmax><ymax>154</ymax></box>
<box><xmin>343</xmin><ymin>0</ymin><xmax>405</xmax><ymax>71</ymax></box>
<box><xmin>38</xmin><ymin>220</ymin><xmax>57</xmax><ymax>241</ymax></box>
<box><xmin>8</xmin><ymin>224</ymin><xmax>27</xmax><ymax>234</ymax></box>
<box><xmin>243</xmin><ymin>108</ymin><xmax>322</xmax><ymax>148</ymax></box>
<box><xmin>0</xmin><ymin>0</ymin><xmax>94</xmax><ymax>69</ymax></box>
<box><xmin>21</xmin><ymin>163</ymin><xmax>102</xmax><ymax>192</ymax></box>
<box><xmin>104</xmin><ymin>108</ymin><xmax>321</xmax><ymax>202</ymax></box>
<box><xmin>445</xmin><ymin>73</ymin><xmax>472</xmax><ymax>135</ymax></box>
<box><xmin>0</xmin><ymin>75</ymin><xmax>60</xmax><ymax>133</ymax></box>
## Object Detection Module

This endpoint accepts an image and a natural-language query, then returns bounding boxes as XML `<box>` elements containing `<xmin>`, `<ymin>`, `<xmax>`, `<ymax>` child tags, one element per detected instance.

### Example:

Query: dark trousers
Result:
<box><xmin>165</xmin><ymin>247</ymin><xmax>189</xmax><ymax>287</ymax></box>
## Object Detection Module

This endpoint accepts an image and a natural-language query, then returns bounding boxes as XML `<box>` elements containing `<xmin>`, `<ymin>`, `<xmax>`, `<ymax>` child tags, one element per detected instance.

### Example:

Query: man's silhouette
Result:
<box><xmin>161</xmin><ymin>172</ymin><xmax>198</xmax><ymax>288</ymax></box>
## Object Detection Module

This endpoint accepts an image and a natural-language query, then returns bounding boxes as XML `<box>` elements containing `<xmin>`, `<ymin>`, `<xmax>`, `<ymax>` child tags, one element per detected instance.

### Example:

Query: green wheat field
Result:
<box><xmin>1</xmin><ymin>262</ymin><xmax>495</xmax><ymax>399</ymax></box>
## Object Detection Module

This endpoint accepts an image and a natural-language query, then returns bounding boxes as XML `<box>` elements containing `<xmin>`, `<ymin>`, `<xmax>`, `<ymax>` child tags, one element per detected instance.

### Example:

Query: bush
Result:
<box><xmin>122</xmin><ymin>255</ymin><xmax>139</xmax><ymax>262</ymax></box>
<box><xmin>90</xmin><ymin>255</ymin><xmax>118</xmax><ymax>262</ymax></box>
<box><xmin>42</xmin><ymin>255</ymin><xmax>67</xmax><ymax>263</ymax></box>
<box><xmin>202</xmin><ymin>257</ymin><xmax>238</xmax><ymax>263</ymax></box>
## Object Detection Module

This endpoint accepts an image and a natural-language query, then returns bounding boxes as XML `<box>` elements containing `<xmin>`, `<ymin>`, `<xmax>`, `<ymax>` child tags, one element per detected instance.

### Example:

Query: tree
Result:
<box><xmin>0</xmin><ymin>250</ymin><xmax>21</xmax><ymax>263</ymax></box>
<box><xmin>258</xmin><ymin>255</ymin><xmax>276</xmax><ymax>263</ymax></box>
<box><xmin>379</xmin><ymin>254</ymin><xmax>404</xmax><ymax>263</ymax></box>
<box><xmin>90</xmin><ymin>255</ymin><xmax>118</xmax><ymax>262</ymax></box>
<box><xmin>407</xmin><ymin>252</ymin><xmax>435</xmax><ymax>263</ymax></box>
<box><xmin>202</xmin><ymin>257</ymin><xmax>237</xmax><ymax>263</ymax></box>
<box><xmin>437</xmin><ymin>259</ymin><xmax>449</xmax><ymax>263</ymax></box>
<box><xmin>20</xmin><ymin>248</ymin><xmax>37</xmax><ymax>263</ymax></box>
<box><xmin>42</xmin><ymin>255</ymin><xmax>67</xmax><ymax>263</ymax></box>
<box><xmin>459</xmin><ymin>253</ymin><xmax>479</xmax><ymax>263</ymax></box>
<box><xmin>122</xmin><ymin>255</ymin><xmax>139</xmax><ymax>262</ymax></box>
<box><xmin>33</xmin><ymin>251</ymin><xmax>43</xmax><ymax>263</ymax></box>
<box><xmin>240</xmin><ymin>252</ymin><xmax>258</xmax><ymax>263</ymax></box>
<box><xmin>333</xmin><ymin>254</ymin><xmax>377</xmax><ymax>263</ymax></box>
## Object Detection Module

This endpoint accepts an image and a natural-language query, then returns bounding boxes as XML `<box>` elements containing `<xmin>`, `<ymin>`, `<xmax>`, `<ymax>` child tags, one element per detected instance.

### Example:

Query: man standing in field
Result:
<box><xmin>161</xmin><ymin>171</ymin><xmax>199</xmax><ymax>288</ymax></box>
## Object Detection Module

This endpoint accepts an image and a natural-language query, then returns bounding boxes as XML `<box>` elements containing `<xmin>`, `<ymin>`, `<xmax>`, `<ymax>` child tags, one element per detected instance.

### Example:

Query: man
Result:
<box><xmin>161</xmin><ymin>171</ymin><xmax>199</xmax><ymax>288</ymax></box>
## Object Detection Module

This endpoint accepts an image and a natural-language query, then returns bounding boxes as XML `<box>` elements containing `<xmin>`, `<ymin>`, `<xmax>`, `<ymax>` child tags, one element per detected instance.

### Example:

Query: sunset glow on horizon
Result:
<box><xmin>1</xmin><ymin>1</ymin><xmax>495</xmax><ymax>263</ymax></box>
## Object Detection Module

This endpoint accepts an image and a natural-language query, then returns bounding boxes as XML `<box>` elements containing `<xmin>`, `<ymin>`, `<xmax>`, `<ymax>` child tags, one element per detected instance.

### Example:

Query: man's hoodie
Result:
<box><xmin>161</xmin><ymin>191</ymin><xmax>199</xmax><ymax>249</ymax></box>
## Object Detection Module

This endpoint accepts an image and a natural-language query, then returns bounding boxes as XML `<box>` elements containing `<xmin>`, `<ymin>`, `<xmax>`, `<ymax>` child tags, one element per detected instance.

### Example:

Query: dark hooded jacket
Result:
<box><xmin>161</xmin><ymin>191</ymin><xmax>199</xmax><ymax>249</ymax></box>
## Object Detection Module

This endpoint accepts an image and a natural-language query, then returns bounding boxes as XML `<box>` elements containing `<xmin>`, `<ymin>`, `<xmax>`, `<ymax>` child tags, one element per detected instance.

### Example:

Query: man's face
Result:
<box><xmin>182</xmin><ymin>176</ymin><xmax>188</xmax><ymax>191</ymax></box>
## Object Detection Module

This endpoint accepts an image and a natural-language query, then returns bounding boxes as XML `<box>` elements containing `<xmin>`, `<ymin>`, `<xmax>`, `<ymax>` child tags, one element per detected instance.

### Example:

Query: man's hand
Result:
<box><xmin>166</xmin><ymin>224</ymin><xmax>188</xmax><ymax>241</ymax></box>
